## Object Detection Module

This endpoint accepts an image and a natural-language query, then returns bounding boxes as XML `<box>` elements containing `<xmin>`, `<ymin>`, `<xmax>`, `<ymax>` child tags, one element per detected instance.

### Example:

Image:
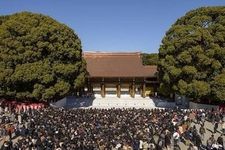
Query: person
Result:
<box><xmin>0</xmin><ymin>105</ymin><xmax>3</xmax><ymax>114</ymax></box>
<box><xmin>214</xmin><ymin>121</ymin><xmax>219</xmax><ymax>133</ymax></box>
<box><xmin>157</xmin><ymin>136</ymin><xmax>164</xmax><ymax>150</ymax></box>
<box><xmin>139</xmin><ymin>139</ymin><xmax>143</xmax><ymax>149</ymax></box>
<box><xmin>201</xmin><ymin>111</ymin><xmax>206</xmax><ymax>125</ymax></box>
<box><xmin>17</xmin><ymin>114</ymin><xmax>22</xmax><ymax>124</ymax></box>
<box><xmin>173</xmin><ymin>130</ymin><xmax>180</xmax><ymax>146</ymax></box>
<box><xmin>195</xmin><ymin>134</ymin><xmax>202</xmax><ymax>149</ymax></box>
<box><xmin>187</xmin><ymin>143</ymin><xmax>199</xmax><ymax>150</ymax></box>
<box><xmin>165</xmin><ymin>130</ymin><xmax>171</xmax><ymax>149</ymax></box>
<box><xmin>199</xmin><ymin>125</ymin><xmax>206</xmax><ymax>141</ymax></box>
<box><xmin>0</xmin><ymin>105</ymin><xmax>224</xmax><ymax>149</ymax></box>
<box><xmin>222</xmin><ymin>121</ymin><xmax>225</xmax><ymax>135</ymax></box>
<box><xmin>142</xmin><ymin>140</ymin><xmax>148</xmax><ymax>150</ymax></box>
<box><xmin>187</xmin><ymin>143</ymin><xmax>194</xmax><ymax>150</ymax></box>
<box><xmin>174</xmin><ymin>145</ymin><xmax>181</xmax><ymax>150</ymax></box>
<box><xmin>211</xmin><ymin>142</ymin><xmax>223</xmax><ymax>150</ymax></box>
<box><xmin>217</xmin><ymin>134</ymin><xmax>224</xmax><ymax>148</ymax></box>
<box><xmin>1</xmin><ymin>141</ymin><xmax>12</xmax><ymax>150</ymax></box>
<box><xmin>6</xmin><ymin>124</ymin><xmax>14</xmax><ymax>140</ymax></box>
<box><xmin>207</xmin><ymin>134</ymin><xmax>216</xmax><ymax>149</ymax></box>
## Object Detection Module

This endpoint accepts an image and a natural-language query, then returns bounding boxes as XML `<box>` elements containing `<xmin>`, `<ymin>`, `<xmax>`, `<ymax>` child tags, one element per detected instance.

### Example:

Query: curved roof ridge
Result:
<box><xmin>83</xmin><ymin>51</ymin><xmax>141</xmax><ymax>56</ymax></box>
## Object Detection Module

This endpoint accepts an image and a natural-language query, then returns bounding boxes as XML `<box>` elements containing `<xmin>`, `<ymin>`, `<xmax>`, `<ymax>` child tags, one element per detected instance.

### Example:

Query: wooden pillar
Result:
<box><xmin>142</xmin><ymin>83</ymin><xmax>146</xmax><ymax>98</ymax></box>
<box><xmin>129</xmin><ymin>85</ymin><xmax>131</xmax><ymax>97</ymax></box>
<box><xmin>91</xmin><ymin>85</ymin><xmax>93</xmax><ymax>93</ymax></box>
<box><xmin>101</xmin><ymin>83</ymin><xmax>105</xmax><ymax>98</ymax></box>
<box><xmin>154</xmin><ymin>83</ymin><xmax>158</xmax><ymax>96</ymax></box>
<box><xmin>87</xmin><ymin>78</ymin><xmax>91</xmax><ymax>93</ymax></box>
<box><xmin>117</xmin><ymin>84</ymin><xmax>121</xmax><ymax>98</ymax></box>
<box><xmin>87</xmin><ymin>78</ymin><xmax>93</xmax><ymax>97</ymax></box>
<box><xmin>88</xmin><ymin>84</ymin><xmax>91</xmax><ymax>93</ymax></box>
<box><xmin>88</xmin><ymin>84</ymin><xmax>93</xmax><ymax>96</ymax></box>
<box><xmin>131</xmin><ymin>84</ymin><xmax>135</xmax><ymax>98</ymax></box>
<box><xmin>101</xmin><ymin>78</ymin><xmax>105</xmax><ymax>98</ymax></box>
<box><xmin>131</xmin><ymin>78</ymin><xmax>135</xmax><ymax>98</ymax></box>
<box><xmin>117</xmin><ymin>78</ymin><xmax>121</xmax><ymax>98</ymax></box>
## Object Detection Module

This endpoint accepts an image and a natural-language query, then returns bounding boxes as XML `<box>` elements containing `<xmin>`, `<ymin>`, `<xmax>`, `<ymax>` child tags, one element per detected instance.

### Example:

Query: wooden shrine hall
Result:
<box><xmin>83</xmin><ymin>52</ymin><xmax>158</xmax><ymax>98</ymax></box>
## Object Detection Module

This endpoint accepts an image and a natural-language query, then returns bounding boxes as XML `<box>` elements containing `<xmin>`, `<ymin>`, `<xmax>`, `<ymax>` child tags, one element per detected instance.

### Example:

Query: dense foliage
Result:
<box><xmin>0</xmin><ymin>12</ymin><xmax>86</xmax><ymax>101</ymax></box>
<box><xmin>158</xmin><ymin>7</ymin><xmax>225</xmax><ymax>102</ymax></box>
<box><xmin>141</xmin><ymin>53</ymin><xmax>158</xmax><ymax>65</ymax></box>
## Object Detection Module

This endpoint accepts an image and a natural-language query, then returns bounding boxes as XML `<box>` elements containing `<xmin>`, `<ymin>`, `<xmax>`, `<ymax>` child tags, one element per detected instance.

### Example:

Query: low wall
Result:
<box><xmin>189</xmin><ymin>101</ymin><xmax>219</xmax><ymax>110</ymax></box>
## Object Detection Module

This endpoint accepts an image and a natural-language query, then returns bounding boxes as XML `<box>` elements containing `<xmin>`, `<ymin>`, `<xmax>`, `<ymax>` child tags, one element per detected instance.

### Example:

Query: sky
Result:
<box><xmin>0</xmin><ymin>0</ymin><xmax>225</xmax><ymax>53</ymax></box>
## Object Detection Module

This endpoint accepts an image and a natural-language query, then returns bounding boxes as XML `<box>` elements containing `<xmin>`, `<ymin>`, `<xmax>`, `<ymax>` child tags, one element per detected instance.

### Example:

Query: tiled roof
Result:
<box><xmin>83</xmin><ymin>52</ymin><xmax>157</xmax><ymax>78</ymax></box>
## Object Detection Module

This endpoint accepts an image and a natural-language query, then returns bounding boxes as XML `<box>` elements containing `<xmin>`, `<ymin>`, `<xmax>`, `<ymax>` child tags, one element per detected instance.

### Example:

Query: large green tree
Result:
<box><xmin>0</xmin><ymin>12</ymin><xmax>86</xmax><ymax>101</ymax></box>
<box><xmin>141</xmin><ymin>53</ymin><xmax>158</xmax><ymax>65</ymax></box>
<box><xmin>158</xmin><ymin>7</ymin><xmax>225</xmax><ymax>102</ymax></box>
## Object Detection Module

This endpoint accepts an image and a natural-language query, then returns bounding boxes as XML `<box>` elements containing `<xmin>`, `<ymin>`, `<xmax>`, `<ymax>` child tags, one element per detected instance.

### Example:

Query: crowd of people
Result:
<box><xmin>0</xmin><ymin>104</ymin><xmax>225</xmax><ymax>150</ymax></box>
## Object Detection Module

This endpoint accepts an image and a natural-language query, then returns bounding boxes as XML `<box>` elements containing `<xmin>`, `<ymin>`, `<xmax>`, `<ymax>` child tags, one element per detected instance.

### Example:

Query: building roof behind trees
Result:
<box><xmin>83</xmin><ymin>52</ymin><xmax>157</xmax><ymax>78</ymax></box>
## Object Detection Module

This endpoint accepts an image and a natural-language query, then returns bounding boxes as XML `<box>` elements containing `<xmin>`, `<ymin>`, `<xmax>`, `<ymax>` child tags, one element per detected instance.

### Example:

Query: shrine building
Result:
<box><xmin>83</xmin><ymin>52</ymin><xmax>158</xmax><ymax>98</ymax></box>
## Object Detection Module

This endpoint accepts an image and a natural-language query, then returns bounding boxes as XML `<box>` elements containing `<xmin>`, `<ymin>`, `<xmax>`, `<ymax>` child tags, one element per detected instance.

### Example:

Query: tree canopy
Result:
<box><xmin>158</xmin><ymin>7</ymin><xmax>225</xmax><ymax>102</ymax></box>
<box><xmin>141</xmin><ymin>53</ymin><xmax>158</xmax><ymax>65</ymax></box>
<box><xmin>0</xmin><ymin>12</ymin><xmax>86</xmax><ymax>101</ymax></box>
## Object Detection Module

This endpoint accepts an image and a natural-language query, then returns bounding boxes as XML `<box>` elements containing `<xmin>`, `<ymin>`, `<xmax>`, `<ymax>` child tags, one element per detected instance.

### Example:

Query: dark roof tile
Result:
<box><xmin>83</xmin><ymin>52</ymin><xmax>157</xmax><ymax>78</ymax></box>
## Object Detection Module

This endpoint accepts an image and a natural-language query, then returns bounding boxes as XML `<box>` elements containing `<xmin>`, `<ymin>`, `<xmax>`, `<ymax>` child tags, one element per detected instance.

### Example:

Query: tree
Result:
<box><xmin>0</xmin><ymin>12</ymin><xmax>86</xmax><ymax>101</ymax></box>
<box><xmin>141</xmin><ymin>53</ymin><xmax>158</xmax><ymax>65</ymax></box>
<box><xmin>158</xmin><ymin>7</ymin><xmax>225</xmax><ymax>102</ymax></box>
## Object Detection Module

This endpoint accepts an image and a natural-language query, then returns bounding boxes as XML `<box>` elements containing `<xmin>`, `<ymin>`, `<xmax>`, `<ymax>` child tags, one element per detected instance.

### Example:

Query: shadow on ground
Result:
<box><xmin>50</xmin><ymin>96</ymin><xmax>95</xmax><ymax>109</ymax></box>
<box><xmin>151</xmin><ymin>97</ymin><xmax>176</xmax><ymax>108</ymax></box>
